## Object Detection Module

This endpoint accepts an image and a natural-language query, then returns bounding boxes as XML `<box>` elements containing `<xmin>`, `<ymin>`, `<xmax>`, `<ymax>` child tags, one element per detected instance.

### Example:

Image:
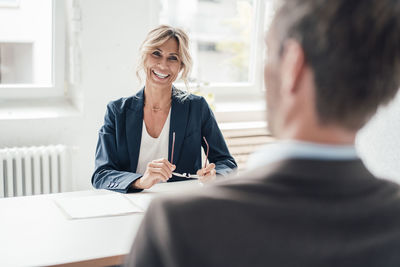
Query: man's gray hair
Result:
<box><xmin>273</xmin><ymin>0</ymin><xmax>400</xmax><ymax>130</ymax></box>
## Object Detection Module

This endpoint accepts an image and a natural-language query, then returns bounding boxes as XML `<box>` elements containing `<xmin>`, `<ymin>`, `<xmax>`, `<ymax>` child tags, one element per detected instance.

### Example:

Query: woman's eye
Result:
<box><xmin>152</xmin><ymin>51</ymin><xmax>161</xmax><ymax>57</ymax></box>
<box><xmin>169</xmin><ymin>56</ymin><xmax>178</xmax><ymax>61</ymax></box>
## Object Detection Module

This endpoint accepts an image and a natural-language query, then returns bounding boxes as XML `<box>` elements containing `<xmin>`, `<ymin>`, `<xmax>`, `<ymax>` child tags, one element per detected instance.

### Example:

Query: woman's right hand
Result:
<box><xmin>132</xmin><ymin>158</ymin><xmax>175</xmax><ymax>189</ymax></box>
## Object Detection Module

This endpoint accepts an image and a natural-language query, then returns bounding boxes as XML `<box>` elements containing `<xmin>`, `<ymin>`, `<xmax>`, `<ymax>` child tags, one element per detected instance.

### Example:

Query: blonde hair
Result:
<box><xmin>136</xmin><ymin>25</ymin><xmax>193</xmax><ymax>91</ymax></box>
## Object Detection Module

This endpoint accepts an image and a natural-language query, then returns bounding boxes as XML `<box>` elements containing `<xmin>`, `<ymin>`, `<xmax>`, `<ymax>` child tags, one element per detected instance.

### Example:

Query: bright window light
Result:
<box><xmin>160</xmin><ymin>0</ymin><xmax>256</xmax><ymax>85</ymax></box>
<box><xmin>0</xmin><ymin>0</ymin><xmax>53</xmax><ymax>86</ymax></box>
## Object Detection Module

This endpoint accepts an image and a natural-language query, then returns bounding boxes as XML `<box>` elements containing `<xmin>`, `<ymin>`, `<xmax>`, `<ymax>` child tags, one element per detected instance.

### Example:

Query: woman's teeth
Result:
<box><xmin>153</xmin><ymin>70</ymin><xmax>169</xmax><ymax>79</ymax></box>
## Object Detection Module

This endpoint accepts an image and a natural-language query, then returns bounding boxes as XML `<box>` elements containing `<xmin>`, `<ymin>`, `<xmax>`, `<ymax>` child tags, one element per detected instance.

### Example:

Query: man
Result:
<box><xmin>125</xmin><ymin>0</ymin><xmax>400</xmax><ymax>266</ymax></box>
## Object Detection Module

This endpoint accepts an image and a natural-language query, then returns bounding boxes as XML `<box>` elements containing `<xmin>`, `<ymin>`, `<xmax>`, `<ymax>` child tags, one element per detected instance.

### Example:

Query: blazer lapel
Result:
<box><xmin>169</xmin><ymin>91</ymin><xmax>189</xmax><ymax>166</ymax></box>
<box><xmin>126</xmin><ymin>89</ymin><xmax>144</xmax><ymax>172</ymax></box>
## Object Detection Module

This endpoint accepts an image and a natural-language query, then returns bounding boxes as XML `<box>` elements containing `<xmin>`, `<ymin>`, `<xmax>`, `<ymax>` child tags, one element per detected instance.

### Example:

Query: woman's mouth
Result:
<box><xmin>152</xmin><ymin>70</ymin><xmax>170</xmax><ymax>79</ymax></box>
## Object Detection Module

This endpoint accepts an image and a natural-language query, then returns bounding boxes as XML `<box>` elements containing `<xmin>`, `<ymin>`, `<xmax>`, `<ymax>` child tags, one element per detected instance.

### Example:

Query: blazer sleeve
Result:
<box><xmin>200</xmin><ymin>98</ymin><xmax>237</xmax><ymax>176</ymax></box>
<box><xmin>91</xmin><ymin>103</ymin><xmax>142</xmax><ymax>193</ymax></box>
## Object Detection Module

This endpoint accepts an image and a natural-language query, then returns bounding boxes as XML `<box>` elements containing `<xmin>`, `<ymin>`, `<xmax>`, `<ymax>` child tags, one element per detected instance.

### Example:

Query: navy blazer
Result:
<box><xmin>92</xmin><ymin>88</ymin><xmax>237</xmax><ymax>193</ymax></box>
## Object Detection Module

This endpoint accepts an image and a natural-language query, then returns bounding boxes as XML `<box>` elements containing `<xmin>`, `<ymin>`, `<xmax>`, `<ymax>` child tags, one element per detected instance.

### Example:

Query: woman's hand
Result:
<box><xmin>196</xmin><ymin>163</ymin><xmax>216</xmax><ymax>183</ymax></box>
<box><xmin>132</xmin><ymin>158</ymin><xmax>175</xmax><ymax>189</ymax></box>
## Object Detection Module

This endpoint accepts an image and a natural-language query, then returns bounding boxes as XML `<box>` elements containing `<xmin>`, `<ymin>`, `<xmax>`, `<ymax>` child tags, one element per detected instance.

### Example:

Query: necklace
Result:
<box><xmin>144</xmin><ymin>101</ymin><xmax>171</xmax><ymax>112</ymax></box>
<box><xmin>151</xmin><ymin>106</ymin><xmax>162</xmax><ymax>112</ymax></box>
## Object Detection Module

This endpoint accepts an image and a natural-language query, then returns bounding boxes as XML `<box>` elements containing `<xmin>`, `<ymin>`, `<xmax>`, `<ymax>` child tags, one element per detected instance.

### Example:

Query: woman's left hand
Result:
<box><xmin>196</xmin><ymin>163</ymin><xmax>216</xmax><ymax>183</ymax></box>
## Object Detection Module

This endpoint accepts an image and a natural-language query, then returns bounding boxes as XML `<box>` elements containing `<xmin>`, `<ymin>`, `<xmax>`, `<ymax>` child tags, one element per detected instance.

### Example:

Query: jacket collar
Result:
<box><xmin>126</xmin><ymin>88</ymin><xmax>145</xmax><ymax>171</ymax></box>
<box><xmin>169</xmin><ymin>86</ymin><xmax>190</xmax><ymax>166</ymax></box>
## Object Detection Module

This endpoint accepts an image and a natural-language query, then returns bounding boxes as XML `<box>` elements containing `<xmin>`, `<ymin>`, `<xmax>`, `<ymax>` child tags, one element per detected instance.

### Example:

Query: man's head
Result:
<box><xmin>265</xmin><ymin>0</ymin><xmax>400</xmax><ymax>139</ymax></box>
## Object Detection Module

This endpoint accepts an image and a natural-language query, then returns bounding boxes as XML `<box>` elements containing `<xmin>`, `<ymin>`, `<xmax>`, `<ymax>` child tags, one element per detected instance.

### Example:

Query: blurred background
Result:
<box><xmin>0</xmin><ymin>0</ymin><xmax>399</xmax><ymax>196</ymax></box>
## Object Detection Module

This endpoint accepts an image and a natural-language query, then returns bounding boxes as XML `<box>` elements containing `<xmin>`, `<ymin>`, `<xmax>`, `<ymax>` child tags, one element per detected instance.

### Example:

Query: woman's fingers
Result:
<box><xmin>199</xmin><ymin>169</ymin><xmax>216</xmax><ymax>183</ymax></box>
<box><xmin>197</xmin><ymin>163</ymin><xmax>216</xmax><ymax>176</ymax></box>
<box><xmin>204</xmin><ymin>168</ymin><xmax>216</xmax><ymax>177</ymax></box>
<box><xmin>148</xmin><ymin>167</ymin><xmax>170</xmax><ymax>181</ymax></box>
<box><xmin>149</xmin><ymin>162</ymin><xmax>172</xmax><ymax>178</ymax></box>
<box><xmin>154</xmin><ymin>158</ymin><xmax>175</xmax><ymax>171</ymax></box>
<box><xmin>204</xmin><ymin>163</ymin><xmax>216</xmax><ymax>173</ymax></box>
<box><xmin>197</xmin><ymin>163</ymin><xmax>216</xmax><ymax>183</ymax></box>
<box><xmin>138</xmin><ymin>159</ymin><xmax>176</xmax><ymax>189</ymax></box>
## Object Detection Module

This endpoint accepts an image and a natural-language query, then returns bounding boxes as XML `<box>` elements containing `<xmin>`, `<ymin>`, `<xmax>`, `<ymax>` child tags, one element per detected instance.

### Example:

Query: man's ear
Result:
<box><xmin>280</xmin><ymin>39</ymin><xmax>305</xmax><ymax>94</ymax></box>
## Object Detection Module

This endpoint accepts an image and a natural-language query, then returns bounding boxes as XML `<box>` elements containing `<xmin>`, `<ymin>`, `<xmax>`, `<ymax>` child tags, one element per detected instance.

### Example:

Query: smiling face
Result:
<box><xmin>144</xmin><ymin>37</ymin><xmax>182</xmax><ymax>90</ymax></box>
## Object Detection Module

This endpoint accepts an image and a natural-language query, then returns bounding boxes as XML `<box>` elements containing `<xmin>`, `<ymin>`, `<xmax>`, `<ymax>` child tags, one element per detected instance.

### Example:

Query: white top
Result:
<box><xmin>136</xmin><ymin>109</ymin><xmax>171</xmax><ymax>175</ymax></box>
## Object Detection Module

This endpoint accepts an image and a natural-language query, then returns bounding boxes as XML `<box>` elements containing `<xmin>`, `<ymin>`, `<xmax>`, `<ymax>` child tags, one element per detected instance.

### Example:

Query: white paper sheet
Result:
<box><xmin>125</xmin><ymin>193</ymin><xmax>156</xmax><ymax>210</ymax></box>
<box><xmin>54</xmin><ymin>193</ymin><xmax>144</xmax><ymax>219</ymax></box>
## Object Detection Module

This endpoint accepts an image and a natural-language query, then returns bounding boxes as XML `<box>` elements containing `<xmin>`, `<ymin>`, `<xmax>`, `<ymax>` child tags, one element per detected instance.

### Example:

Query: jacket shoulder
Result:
<box><xmin>188</xmin><ymin>93</ymin><xmax>208</xmax><ymax>106</ymax></box>
<box><xmin>173</xmin><ymin>89</ymin><xmax>206</xmax><ymax>104</ymax></box>
<box><xmin>182</xmin><ymin>94</ymin><xmax>210</xmax><ymax>115</ymax></box>
<box><xmin>186</xmin><ymin>93</ymin><xmax>204</xmax><ymax>102</ymax></box>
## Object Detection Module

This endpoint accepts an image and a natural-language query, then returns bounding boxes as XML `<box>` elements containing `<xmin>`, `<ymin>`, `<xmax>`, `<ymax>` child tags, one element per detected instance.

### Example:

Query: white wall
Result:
<box><xmin>0</xmin><ymin>0</ymin><xmax>157</xmax><ymax>191</ymax></box>
<box><xmin>357</xmin><ymin>91</ymin><xmax>400</xmax><ymax>183</ymax></box>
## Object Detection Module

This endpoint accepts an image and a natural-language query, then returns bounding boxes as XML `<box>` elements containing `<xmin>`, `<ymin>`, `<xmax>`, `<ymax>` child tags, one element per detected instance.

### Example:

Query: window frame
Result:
<box><xmin>171</xmin><ymin>0</ymin><xmax>267</xmax><ymax>102</ymax></box>
<box><xmin>0</xmin><ymin>0</ymin><xmax>65</xmax><ymax>99</ymax></box>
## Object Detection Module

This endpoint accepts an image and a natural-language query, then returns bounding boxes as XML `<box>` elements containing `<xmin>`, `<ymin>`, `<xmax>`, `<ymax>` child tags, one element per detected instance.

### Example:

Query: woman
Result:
<box><xmin>92</xmin><ymin>25</ymin><xmax>237</xmax><ymax>193</ymax></box>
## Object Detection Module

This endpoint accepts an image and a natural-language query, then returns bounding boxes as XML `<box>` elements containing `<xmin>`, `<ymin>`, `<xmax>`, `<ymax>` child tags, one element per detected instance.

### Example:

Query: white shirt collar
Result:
<box><xmin>247</xmin><ymin>139</ymin><xmax>358</xmax><ymax>170</ymax></box>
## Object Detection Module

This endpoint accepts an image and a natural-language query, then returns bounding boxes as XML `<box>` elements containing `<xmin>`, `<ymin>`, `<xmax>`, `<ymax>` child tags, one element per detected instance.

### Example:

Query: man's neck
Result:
<box><xmin>279</xmin><ymin>121</ymin><xmax>357</xmax><ymax>145</ymax></box>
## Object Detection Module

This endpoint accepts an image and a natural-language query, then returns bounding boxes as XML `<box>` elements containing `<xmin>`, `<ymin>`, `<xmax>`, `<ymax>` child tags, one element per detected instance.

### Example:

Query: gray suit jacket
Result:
<box><xmin>125</xmin><ymin>159</ymin><xmax>400</xmax><ymax>267</ymax></box>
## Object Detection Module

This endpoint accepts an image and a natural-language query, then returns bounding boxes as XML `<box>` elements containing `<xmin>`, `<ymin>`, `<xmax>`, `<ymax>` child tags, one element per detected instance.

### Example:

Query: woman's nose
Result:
<box><xmin>157</xmin><ymin>58</ymin><xmax>168</xmax><ymax>69</ymax></box>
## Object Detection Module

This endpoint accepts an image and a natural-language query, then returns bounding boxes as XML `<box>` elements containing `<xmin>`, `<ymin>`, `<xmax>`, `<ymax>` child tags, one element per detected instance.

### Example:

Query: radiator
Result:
<box><xmin>0</xmin><ymin>145</ymin><xmax>70</xmax><ymax>198</ymax></box>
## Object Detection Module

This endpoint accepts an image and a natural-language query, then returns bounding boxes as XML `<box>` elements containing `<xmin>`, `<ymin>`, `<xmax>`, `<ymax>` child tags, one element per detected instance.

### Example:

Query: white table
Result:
<box><xmin>0</xmin><ymin>180</ymin><xmax>202</xmax><ymax>267</ymax></box>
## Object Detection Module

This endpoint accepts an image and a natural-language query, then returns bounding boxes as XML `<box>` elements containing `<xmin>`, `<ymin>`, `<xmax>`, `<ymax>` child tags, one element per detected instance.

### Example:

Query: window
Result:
<box><xmin>0</xmin><ymin>0</ymin><xmax>65</xmax><ymax>98</ymax></box>
<box><xmin>0</xmin><ymin>43</ymin><xmax>33</xmax><ymax>83</ymax></box>
<box><xmin>160</xmin><ymin>0</ymin><xmax>269</xmax><ymax>100</ymax></box>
